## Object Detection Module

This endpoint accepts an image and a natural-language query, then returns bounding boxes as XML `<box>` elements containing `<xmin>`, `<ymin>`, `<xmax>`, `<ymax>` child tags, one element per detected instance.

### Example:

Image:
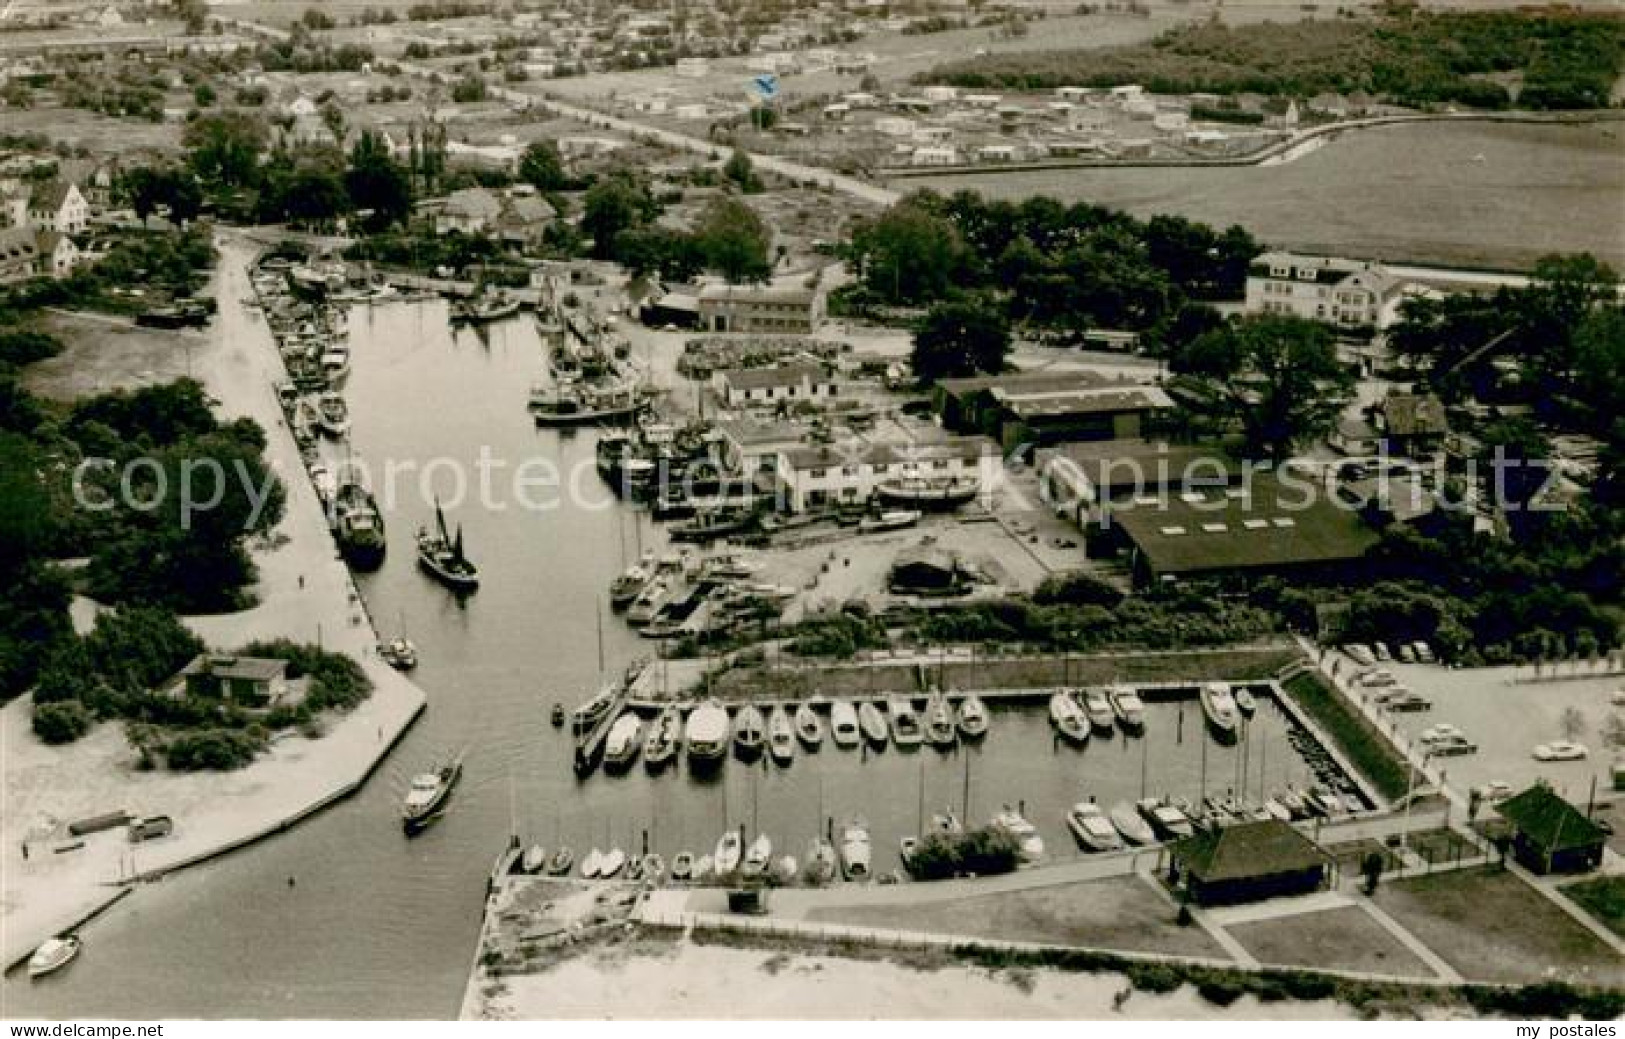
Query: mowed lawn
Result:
<box><xmin>1227</xmin><ymin>906</ymin><xmax>1435</xmax><ymax>980</ymax></box>
<box><xmin>807</xmin><ymin>876</ymin><xmax>1230</xmax><ymax>959</ymax></box>
<box><xmin>1375</xmin><ymin>868</ymin><xmax>1625</xmax><ymax>988</ymax></box>
<box><xmin>1562</xmin><ymin>876</ymin><xmax>1625</xmax><ymax>940</ymax></box>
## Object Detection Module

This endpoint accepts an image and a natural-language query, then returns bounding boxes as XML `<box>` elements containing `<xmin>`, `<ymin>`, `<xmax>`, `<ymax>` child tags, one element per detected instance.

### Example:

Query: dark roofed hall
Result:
<box><xmin>1495</xmin><ymin>783</ymin><xmax>1606</xmax><ymax>874</ymax></box>
<box><xmin>1169</xmin><ymin>819</ymin><xmax>1331</xmax><ymax>905</ymax></box>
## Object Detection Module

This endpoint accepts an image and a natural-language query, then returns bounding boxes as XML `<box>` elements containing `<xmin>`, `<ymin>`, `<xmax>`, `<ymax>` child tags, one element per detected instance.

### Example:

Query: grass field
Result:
<box><xmin>1375</xmin><ymin>867</ymin><xmax>1625</xmax><ymax>988</ymax></box>
<box><xmin>1228</xmin><ymin>905</ymin><xmax>1436</xmax><ymax>979</ymax></box>
<box><xmin>1280</xmin><ymin>671</ymin><xmax>1409</xmax><ymax>801</ymax></box>
<box><xmin>1561</xmin><ymin>876</ymin><xmax>1625</xmax><ymax>940</ymax></box>
<box><xmin>806</xmin><ymin>875</ymin><xmax>1231</xmax><ymax>959</ymax></box>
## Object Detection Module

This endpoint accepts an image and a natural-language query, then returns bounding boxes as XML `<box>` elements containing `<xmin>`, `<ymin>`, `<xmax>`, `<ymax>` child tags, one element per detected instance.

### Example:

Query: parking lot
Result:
<box><xmin>1338</xmin><ymin>650</ymin><xmax>1622</xmax><ymax>807</ymax></box>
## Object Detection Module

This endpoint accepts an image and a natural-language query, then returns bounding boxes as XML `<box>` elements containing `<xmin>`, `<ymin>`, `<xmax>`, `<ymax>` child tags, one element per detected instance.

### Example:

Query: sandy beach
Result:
<box><xmin>466</xmin><ymin>937</ymin><xmax>1369</xmax><ymax>1021</ymax></box>
<box><xmin>1</xmin><ymin>237</ymin><xmax>426</xmax><ymax>971</ymax></box>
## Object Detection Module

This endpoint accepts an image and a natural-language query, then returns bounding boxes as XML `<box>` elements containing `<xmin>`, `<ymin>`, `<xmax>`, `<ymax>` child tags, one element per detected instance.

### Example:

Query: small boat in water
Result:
<box><xmin>315</xmin><ymin>391</ymin><xmax>350</xmax><ymax>438</ymax></box>
<box><xmin>641</xmin><ymin>853</ymin><xmax>665</xmax><ymax>883</ymax></box>
<box><xmin>1200</xmin><ymin>682</ymin><xmax>1240</xmax><ymax>740</ymax></box>
<box><xmin>924</xmin><ymin>692</ymin><xmax>956</xmax><ymax>747</ymax></box>
<box><xmin>453</xmin><ymin>293</ymin><xmax>522</xmax><ymax>325</ymax></box>
<box><xmin>992</xmin><ymin>806</ymin><xmax>1044</xmax><ymax>863</ymax></box>
<box><xmin>1110</xmin><ymin>686</ymin><xmax>1146</xmax><ymax>733</ymax></box>
<box><xmin>767</xmin><ymin>706</ymin><xmax>795</xmax><ymax>766</ymax></box>
<box><xmin>1234</xmin><ymin>687</ymin><xmax>1258</xmax><ymax>715</ymax></box>
<box><xmin>1049</xmin><ymin>691</ymin><xmax>1090</xmax><ymax>744</ymax></box>
<box><xmin>1109</xmin><ymin>802</ymin><xmax>1157</xmax><ymax>845</ymax></box>
<box><xmin>1262</xmin><ymin>797</ymin><xmax>1293</xmax><ymax>822</ymax></box>
<box><xmin>28</xmin><ymin>936</ymin><xmax>81</xmax><ymax>979</ymax></box>
<box><xmin>602</xmin><ymin>711</ymin><xmax>643</xmax><ymax>770</ymax></box>
<box><xmin>773</xmin><ymin>854</ymin><xmax>799</xmax><ymax>885</ymax></box>
<box><xmin>733</xmin><ymin>704</ymin><xmax>766</xmax><ymax>759</ymax></box>
<box><xmin>684</xmin><ymin>700</ymin><xmax>730</xmax><ymax>763</ymax></box>
<box><xmin>857</xmin><ymin>701</ymin><xmax>888</xmax><ymax>745</ymax></box>
<box><xmin>1081</xmin><ymin>688</ymin><xmax>1116</xmax><ymax>734</ymax></box>
<box><xmin>1136</xmin><ymin>798</ymin><xmax>1195</xmax><ymax>840</ymax></box>
<box><xmin>899</xmin><ymin>836</ymin><xmax>919</xmax><ymax>870</ymax></box>
<box><xmin>839</xmin><ymin>819</ymin><xmax>871</xmax><ymax>880</ymax></box>
<box><xmin>714</xmin><ymin>830</ymin><xmax>743</xmax><ymax>876</ymax></box>
<box><xmin>599</xmin><ymin>848</ymin><xmax>627</xmax><ymax>878</ymax></box>
<box><xmin>608</xmin><ymin>560</ymin><xmax>652</xmax><ymax>609</ymax></box>
<box><xmin>807</xmin><ymin>837</ymin><xmax>837</xmax><ymax>884</ymax></box>
<box><xmin>829</xmin><ymin>700</ymin><xmax>860</xmax><ymax>747</ymax></box>
<box><xmin>334</xmin><ymin>481</ymin><xmax>386</xmax><ymax>570</ymax></box>
<box><xmin>550</xmin><ymin>703</ymin><xmax>566</xmax><ymax>727</ymax></box>
<box><xmin>378</xmin><ymin>636</ymin><xmax>417</xmax><ymax>670</ymax></box>
<box><xmin>889</xmin><ymin>697</ymin><xmax>923</xmax><ymax>747</ymax></box>
<box><xmin>417</xmin><ymin>499</ymin><xmax>478</xmax><ymax>592</ymax></box>
<box><xmin>794</xmin><ymin>702</ymin><xmax>824</xmax><ymax>747</ymax></box>
<box><xmin>571</xmin><ymin>684</ymin><xmax>618</xmax><ymax>733</ymax></box>
<box><xmin>643</xmin><ymin>706</ymin><xmax>681</xmax><ymax>769</ymax></box>
<box><xmin>1067</xmin><ymin>802</ymin><xmax>1123</xmax><ymax>853</ymax></box>
<box><xmin>670</xmin><ymin>852</ymin><xmax>694</xmax><ymax>882</ymax></box>
<box><xmin>742</xmin><ymin>834</ymin><xmax>772</xmax><ymax>880</ymax></box>
<box><xmin>401</xmin><ymin>754</ymin><xmax>462</xmax><ymax>832</ymax></box>
<box><xmin>522</xmin><ymin>844</ymin><xmax>547</xmax><ymax>874</ymax></box>
<box><xmin>546</xmin><ymin>847</ymin><xmax>574</xmax><ymax>875</ymax></box>
<box><xmin>957</xmin><ymin>695</ymin><xmax>988</xmax><ymax>738</ymax></box>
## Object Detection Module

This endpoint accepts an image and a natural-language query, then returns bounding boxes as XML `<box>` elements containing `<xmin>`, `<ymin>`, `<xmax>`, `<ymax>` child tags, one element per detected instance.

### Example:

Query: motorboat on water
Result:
<box><xmin>839</xmin><ymin>819</ymin><xmax>871</xmax><ymax>880</ymax></box>
<box><xmin>1066</xmin><ymin>802</ymin><xmax>1123</xmax><ymax>853</ymax></box>
<box><xmin>733</xmin><ymin>704</ymin><xmax>766</xmax><ymax>759</ymax></box>
<box><xmin>378</xmin><ymin>636</ymin><xmax>417</xmax><ymax>670</ymax></box>
<box><xmin>772</xmin><ymin>855</ymin><xmax>799</xmax><ymax>885</ymax></box>
<box><xmin>315</xmin><ymin>391</ymin><xmax>350</xmax><ymax>438</ymax></box>
<box><xmin>571</xmin><ymin>683</ymin><xmax>618</xmax><ymax>734</ymax></box>
<box><xmin>1109</xmin><ymin>686</ymin><xmax>1146</xmax><ymax>733</ymax></box>
<box><xmin>641</xmin><ymin>853</ymin><xmax>665</xmax><ymax>883</ymax></box>
<box><xmin>889</xmin><ymin>697</ymin><xmax>923</xmax><ymax>747</ymax></box>
<box><xmin>684</xmin><ymin>700</ymin><xmax>730</xmax><ymax>763</ymax></box>
<box><xmin>521</xmin><ymin>844</ymin><xmax>547</xmax><ymax>874</ymax></box>
<box><xmin>857</xmin><ymin>701</ymin><xmax>888</xmax><ymax>745</ymax></box>
<box><xmin>334</xmin><ymin>481</ymin><xmax>386</xmax><ymax>570</ymax></box>
<box><xmin>1081</xmin><ymin>688</ymin><xmax>1116</xmax><ymax>734</ymax></box>
<box><xmin>643</xmin><ymin>706</ymin><xmax>681</xmax><ymax>769</ymax></box>
<box><xmin>1200</xmin><ymin>682</ymin><xmax>1240</xmax><ymax>740</ymax></box>
<box><xmin>714</xmin><ymin>830</ymin><xmax>743</xmax><ymax>876</ymax></box>
<box><xmin>453</xmin><ymin>293</ymin><xmax>522</xmax><ymax>325</ymax></box>
<box><xmin>1234</xmin><ymin>687</ymin><xmax>1258</xmax><ymax>715</ymax></box>
<box><xmin>1049</xmin><ymin>691</ymin><xmax>1090</xmax><ymax>744</ymax></box>
<box><xmin>602</xmin><ymin>711</ymin><xmax>643</xmax><ymax>770</ymax></box>
<box><xmin>401</xmin><ymin>755</ymin><xmax>462</xmax><ymax>832</ymax></box>
<box><xmin>794</xmin><ymin>702</ymin><xmax>824</xmax><ymax>747</ymax></box>
<box><xmin>625</xmin><ymin>579</ymin><xmax>671</xmax><ymax>627</ymax></box>
<box><xmin>670</xmin><ymin>852</ymin><xmax>694</xmax><ymax>882</ymax></box>
<box><xmin>1136</xmin><ymin>798</ymin><xmax>1195</xmax><ymax>840</ymax></box>
<box><xmin>924</xmin><ymin>692</ymin><xmax>956</xmax><ymax>747</ymax></box>
<box><xmin>991</xmin><ymin>806</ymin><xmax>1044</xmax><ymax>863</ymax></box>
<box><xmin>1262</xmin><ymin>797</ymin><xmax>1293</xmax><ymax>822</ymax></box>
<box><xmin>767</xmin><ymin>706</ymin><xmax>795</xmax><ymax>766</ymax></box>
<box><xmin>608</xmin><ymin>560</ymin><xmax>652</xmax><ymax>609</ymax></box>
<box><xmin>546</xmin><ymin>847</ymin><xmax>574</xmax><ymax>876</ymax></box>
<box><xmin>28</xmin><ymin>936</ymin><xmax>81</xmax><ymax>979</ymax></box>
<box><xmin>1109</xmin><ymin>802</ymin><xmax>1157</xmax><ymax>845</ymax></box>
<box><xmin>829</xmin><ymin>700</ymin><xmax>860</xmax><ymax>747</ymax></box>
<box><xmin>957</xmin><ymin>694</ymin><xmax>988</xmax><ymax>738</ymax></box>
<box><xmin>599</xmin><ymin>847</ymin><xmax>627</xmax><ymax>878</ymax></box>
<box><xmin>742</xmin><ymin>834</ymin><xmax>773</xmax><ymax>880</ymax></box>
<box><xmin>899</xmin><ymin>836</ymin><xmax>919</xmax><ymax>870</ymax></box>
<box><xmin>694</xmin><ymin>855</ymin><xmax>714</xmax><ymax>882</ymax></box>
<box><xmin>807</xmin><ymin>837</ymin><xmax>837</xmax><ymax>884</ymax></box>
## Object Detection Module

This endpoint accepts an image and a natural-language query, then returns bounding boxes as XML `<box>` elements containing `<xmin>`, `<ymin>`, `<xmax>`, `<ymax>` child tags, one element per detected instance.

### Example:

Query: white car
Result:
<box><xmin>1344</xmin><ymin>644</ymin><xmax>1376</xmax><ymax>667</ymax></box>
<box><xmin>1412</xmin><ymin>641</ymin><xmax>1436</xmax><ymax>664</ymax></box>
<box><xmin>1611</xmin><ymin>689</ymin><xmax>1625</xmax><ymax>707</ymax></box>
<box><xmin>1533</xmin><ymin>741</ymin><xmax>1589</xmax><ymax>762</ymax></box>
<box><xmin>1358</xmin><ymin>669</ymin><xmax>1398</xmax><ymax>688</ymax></box>
<box><xmin>1476</xmin><ymin>781</ymin><xmax>1513</xmax><ymax>802</ymax></box>
<box><xmin>1420</xmin><ymin>723</ymin><xmax>1465</xmax><ymax>743</ymax></box>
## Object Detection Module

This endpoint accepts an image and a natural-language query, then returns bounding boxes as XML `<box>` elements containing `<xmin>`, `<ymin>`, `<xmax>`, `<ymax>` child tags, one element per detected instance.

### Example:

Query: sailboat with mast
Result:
<box><xmin>417</xmin><ymin>498</ymin><xmax>479</xmax><ymax>591</ymax></box>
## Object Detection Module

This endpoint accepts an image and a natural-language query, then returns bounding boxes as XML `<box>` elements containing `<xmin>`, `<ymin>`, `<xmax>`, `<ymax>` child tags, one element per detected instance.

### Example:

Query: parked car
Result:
<box><xmin>1372</xmin><ymin>642</ymin><xmax>1393</xmax><ymax>662</ymax></box>
<box><xmin>1476</xmin><ymin>781</ymin><xmax>1513</xmax><ymax>802</ymax></box>
<box><xmin>1344</xmin><ymin>644</ymin><xmax>1376</xmax><ymax>667</ymax></box>
<box><xmin>1533</xmin><ymin>741</ymin><xmax>1588</xmax><ymax>762</ymax></box>
<box><xmin>1398</xmin><ymin>643</ymin><xmax>1418</xmax><ymax>663</ymax></box>
<box><xmin>1358</xmin><ymin>669</ymin><xmax>1398</xmax><ymax>688</ymax></box>
<box><xmin>1412</xmin><ymin>641</ymin><xmax>1436</xmax><ymax>664</ymax></box>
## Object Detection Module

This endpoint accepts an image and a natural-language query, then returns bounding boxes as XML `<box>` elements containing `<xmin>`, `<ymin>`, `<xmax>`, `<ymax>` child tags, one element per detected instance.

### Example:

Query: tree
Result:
<box><xmin>33</xmin><ymin>701</ymin><xmax>93</xmax><ymax>745</ymax></box>
<box><xmin>1361</xmin><ymin>851</ymin><xmax>1384</xmax><ymax>895</ymax></box>
<box><xmin>1181</xmin><ymin>315</ymin><xmax>1355</xmax><ymax>461</ymax></box>
<box><xmin>518</xmin><ymin>140</ymin><xmax>568</xmax><ymax>192</ymax></box>
<box><xmin>182</xmin><ymin>111</ymin><xmax>267</xmax><ymax>189</ymax></box>
<box><xmin>850</xmin><ymin>202</ymin><xmax>969</xmax><ymax>305</ymax></box>
<box><xmin>320</xmin><ymin>101</ymin><xmax>348</xmax><ymax>148</ymax></box>
<box><xmin>580</xmin><ymin>173</ymin><xmax>657</xmax><ymax>260</ymax></box>
<box><xmin>722</xmin><ymin>148</ymin><xmax>762</xmax><ymax>193</ymax></box>
<box><xmin>693</xmin><ymin>196</ymin><xmax>771</xmax><ymax>284</ymax></box>
<box><xmin>345</xmin><ymin>129</ymin><xmax>413</xmax><ymax>231</ymax></box>
<box><xmin>280</xmin><ymin>168</ymin><xmax>351</xmax><ymax>229</ymax></box>
<box><xmin>911</xmin><ymin>298</ymin><xmax>1011</xmax><ymax>382</ymax></box>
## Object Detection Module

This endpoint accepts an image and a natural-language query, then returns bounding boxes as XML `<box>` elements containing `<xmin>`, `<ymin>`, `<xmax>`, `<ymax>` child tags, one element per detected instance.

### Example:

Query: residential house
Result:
<box><xmin>169</xmin><ymin>654</ymin><xmax>304</xmax><ymax>711</ymax></box>
<box><xmin>0</xmin><ymin>228</ymin><xmax>40</xmax><ymax>284</ymax></box>
<box><xmin>26</xmin><ymin>180</ymin><xmax>89</xmax><ymax>234</ymax></box>
<box><xmin>1377</xmin><ymin>391</ymin><xmax>1450</xmax><ymax>458</ymax></box>
<box><xmin>1245</xmin><ymin>250</ymin><xmax>1420</xmax><ymax>330</ymax></box>
<box><xmin>1495</xmin><ymin>784</ymin><xmax>1606</xmax><ymax>875</ymax></box>
<box><xmin>774</xmin><ymin>437</ymin><xmax>990</xmax><ymax>513</ymax></box>
<box><xmin>492</xmin><ymin>192</ymin><xmax>557</xmax><ymax>250</ymax></box>
<box><xmin>1169</xmin><ymin>820</ymin><xmax>1332</xmax><ymax>906</ymax></box>
<box><xmin>35</xmin><ymin>230</ymin><xmax>78</xmax><ymax>278</ymax></box>
<box><xmin>713</xmin><ymin>362</ymin><xmax>835</xmax><ymax>409</ymax></box>
<box><xmin>434</xmin><ymin>186</ymin><xmax>503</xmax><ymax>235</ymax></box>
<box><xmin>697</xmin><ymin>283</ymin><xmax>825</xmax><ymax>335</ymax></box>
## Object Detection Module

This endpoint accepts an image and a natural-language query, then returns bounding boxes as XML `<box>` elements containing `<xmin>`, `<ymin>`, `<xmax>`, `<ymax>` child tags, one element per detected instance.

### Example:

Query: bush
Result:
<box><xmin>164</xmin><ymin>726</ymin><xmax>266</xmax><ymax>770</ymax></box>
<box><xmin>237</xmin><ymin>639</ymin><xmax>372</xmax><ymax>712</ymax></box>
<box><xmin>905</xmin><ymin>825</ymin><xmax>1022</xmax><ymax>880</ymax></box>
<box><xmin>0</xmin><ymin>330</ymin><xmax>62</xmax><ymax>367</ymax></box>
<box><xmin>33</xmin><ymin>700</ymin><xmax>93</xmax><ymax>744</ymax></box>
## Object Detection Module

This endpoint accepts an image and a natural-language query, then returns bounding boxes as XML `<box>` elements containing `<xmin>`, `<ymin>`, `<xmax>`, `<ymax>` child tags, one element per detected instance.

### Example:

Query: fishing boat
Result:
<box><xmin>857</xmin><ymin>701</ymin><xmax>888</xmax><ymax>745</ymax></box>
<box><xmin>924</xmin><ymin>692</ymin><xmax>956</xmax><ymax>747</ymax></box>
<box><xmin>1200</xmin><ymin>682</ymin><xmax>1240</xmax><ymax>740</ymax></box>
<box><xmin>599</xmin><ymin>848</ymin><xmax>627</xmax><ymax>878</ymax></box>
<box><xmin>767</xmin><ymin>706</ymin><xmax>795</xmax><ymax>766</ymax></box>
<box><xmin>829</xmin><ymin>700</ymin><xmax>860</xmax><ymax>747</ymax></box>
<box><xmin>1109</xmin><ymin>686</ymin><xmax>1146</xmax><ymax>733</ymax></box>
<box><xmin>670</xmin><ymin>852</ymin><xmax>694</xmax><ymax>882</ymax></box>
<box><xmin>1081</xmin><ymin>688</ymin><xmax>1116</xmax><ymax>734</ymax></box>
<box><xmin>742</xmin><ymin>834</ymin><xmax>772</xmax><ymax>880</ymax></box>
<box><xmin>531</xmin><ymin>380</ymin><xmax>646</xmax><ymax>427</ymax></box>
<box><xmin>669</xmin><ymin>507</ymin><xmax>757</xmax><ymax>543</ymax></box>
<box><xmin>839</xmin><ymin>819</ymin><xmax>871</xmax><ymax>881</ymax></box>
<box><xmin>793</xmin><ymin>702</ymin><xmax>824</xmax><ymax>747</ymax></box>
<box><xmin>546</xmin><ymin>847</ymin><xmax>574</xmax><ymax>875</ymax></box>
<box><xmin>991</xmin><ymin>806</ymin><xmax>1044</xmax><ymax>863</ymax></box>
<box><xmin>315</xmin><ymin>391</ymin><xmax>350</xmax><ymax>438</ymax></box>
<box><xmin>643</xmin><ymin>706</ymin><xmax>680</xmax><ymax>770</ymax></box>
<box><xmin>602</xmin><ymin>711</ymin><xmax>643</xmax><ymax>770</ymax></box>
<box><xmin>1234</xmin><ymin>687</ymin><xmax>1258</xmax><ymax>715</ymax></box>
<box><xmin>417</xmin><ymin>500</ymin><xmax>479</xmax><ymax>591</ymax></box>
<box><xmin>857</xmin><ymin>509</ymin><xmax>922</xmax><ymax>534</ymax></box>
<box><xmin>807</xmin><ymin>837</ymin><xmax>837</xmax><ymax>884</ymax></box>
<box><xmin>684</xmin><ymin>700</ymin><xmax>730</xmax><ymax>764</ymax></box>
<box><xmin>27</xmin><ymin>936</ymin><xmax>81</xmax><ymax>979</ymax></box>
<box><xmin>377</xmin><ymin>636</ymin><xmax>417</xmax><ymax>670</ymax></box>
<box><xmin>1109</xmin><ymin>802</ymin><xmax>1157</xmax><ymax>845</ymax></box>
<box><xmin>889</xmin><ymin>697</ymin><xmax>923</xmax><ymax>747</ymax></box>
<box><xmin>454</xmin><ymin>293</ymin><xmax>522</xmax><ymax>325</ymax></box>
<box><xmin>1049</xmin><ymin>691</ymin><xmax>1090</xmax><ymax>744</ymax></box>
<box><xmin>957</xmin><ymin>695</ymin><xmax>989</xmax><ymax>738</ymax></box>
<box><xmin>608</xmin><ymin>560</ymin><xmax>652</xmax><ymax>609</ymax></box>
<box><xmin>733</xmin><ymin>704</ymin><xmax>766</xmax><ymax>759</ymax></box>
<box><xmin>641</xmin><ymin>853</ymin><xmax>665</xmax><ymax>883</ymax></box>
<box><xmin>401</xmin><ymin>754</ymin><xmax>463</xmax><ymax>832</ymax></box>
<box><xmin>334</xmin><ymin>481</ymin><xmax>386</xmax><ymax>570</ymax></box>
<box><xmin>521</xmin><ymin>844</ymin><xmax>547</xmax><ymax>874</ymax></box>
<box><xmin>1136</xmin><ymin>798</ymin><xmax>1195</xmax><ymax>840</ymax></box>
<box><xmin>874</xmin><ymin>477</ymin><xmax>980</xmax><ymax>511</ymax></box>
<box><xmin>714</xmin><ymin>831</ymin><xmax>743</xmax><ymax>876</ymax></box>
<box><xmin>1066</xmin><ymin>802</ymin><xmax>1123</xmax><ymax>853</ymax></box>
